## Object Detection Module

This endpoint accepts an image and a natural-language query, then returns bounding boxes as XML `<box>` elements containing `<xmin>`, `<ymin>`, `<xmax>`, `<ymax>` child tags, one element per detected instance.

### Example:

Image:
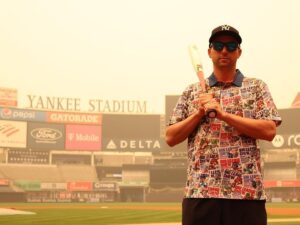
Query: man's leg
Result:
<box><xmin>182</xmin><ymin>198</ymin><xmax>222</xmax><ymax>225</ymax></box>
<box><xmin>221</xmin><ymin>199</ymin><xmax>267</xmax><ymax>225</ymax></box>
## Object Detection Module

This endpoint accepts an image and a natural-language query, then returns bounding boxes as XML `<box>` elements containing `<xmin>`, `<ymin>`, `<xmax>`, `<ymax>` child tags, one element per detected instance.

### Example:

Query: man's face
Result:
<box><xmin>208</xmin><ymin>35</ymin><xmax>242</xmax><ymax>68</ymax></box>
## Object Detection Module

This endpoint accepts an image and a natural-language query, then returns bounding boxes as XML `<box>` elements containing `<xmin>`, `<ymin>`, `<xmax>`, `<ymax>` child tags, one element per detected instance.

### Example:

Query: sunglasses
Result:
<box><xmin>210</xmin><ymin>41</ymin><xmax>239</xmax><ymax>52</ymax></box>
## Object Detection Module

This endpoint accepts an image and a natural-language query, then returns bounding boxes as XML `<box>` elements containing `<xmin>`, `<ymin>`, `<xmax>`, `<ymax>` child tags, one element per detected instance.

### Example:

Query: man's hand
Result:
<box><xmin>199</xmin><ymin>93</ymin><xmax>224</xmax><ymax>119</ymax></box>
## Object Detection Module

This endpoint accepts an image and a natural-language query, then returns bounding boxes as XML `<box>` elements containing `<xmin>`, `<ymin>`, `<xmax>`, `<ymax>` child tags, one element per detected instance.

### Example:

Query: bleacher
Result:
<box><xmin>0</xmin><ymin>164</ymin><xmax>63</xmax><ymax>182</ymax></box>
<box><xmin>58</xmin><ymin>164</ymin><xmax>98</xmax><ymax>182</ymax></box>
<box><xmin>0</xmin><ymin>164</ymin><xmax>98</xmax><ymax>183</ymax></box>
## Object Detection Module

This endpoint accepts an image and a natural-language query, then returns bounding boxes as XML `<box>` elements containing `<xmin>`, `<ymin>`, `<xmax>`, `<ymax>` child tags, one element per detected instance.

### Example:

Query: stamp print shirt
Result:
<box><xmin>168</xmin><ymin>70</ymin><xmax>282</xmax><ymax>200</ymax></box>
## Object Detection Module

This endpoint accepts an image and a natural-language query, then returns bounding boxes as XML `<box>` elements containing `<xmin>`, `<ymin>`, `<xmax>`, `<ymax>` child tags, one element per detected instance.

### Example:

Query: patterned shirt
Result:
<box><xmin>169</xmin><ymin>70</ymin><xmax>281</xmax><ymax>200</ymax></box>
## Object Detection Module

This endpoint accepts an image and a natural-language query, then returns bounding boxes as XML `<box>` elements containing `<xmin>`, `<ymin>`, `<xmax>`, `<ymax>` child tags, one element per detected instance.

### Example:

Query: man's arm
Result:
<box><xmin>207</xmin><ymin>99</ymin><xmax>277</xmax><ymax>141</ymax></box>
<box><xmin>166</xmin><ymin>111</ymin><xmax>204</xmax><ymax>147</ymax></box>
<box><xmin>220</xmin><ymin>112</ymin><xmax>276</xmax><ymax>141</ymax></box>
<box><xmin>166</xmin><ymin>93</ymin><xmax>213</xmax><ymax>147</ymax></box>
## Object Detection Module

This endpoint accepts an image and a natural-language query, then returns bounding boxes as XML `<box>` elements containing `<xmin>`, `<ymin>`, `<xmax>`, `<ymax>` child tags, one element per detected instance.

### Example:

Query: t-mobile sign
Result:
<box><xmin>65</xmin><ymin>124</ymin><xmax>101</xmax><ymax>151</ymax></box>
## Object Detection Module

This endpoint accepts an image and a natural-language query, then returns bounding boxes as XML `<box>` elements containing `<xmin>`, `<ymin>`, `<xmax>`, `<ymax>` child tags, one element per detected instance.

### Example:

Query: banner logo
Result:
<box><xmin>0</xmin><ymin>108</ymin><xmax>12</xmax><ymax>119</ymax></box>
<box><xmin>0</xmin><ymin>123</ymin><xmax>19</xmax><ymax>137</ymax></box>
<box><xmin>31</xmin><ymin>128</ymin><xmax>63</xmax><ymax>141</ymax></box>
<box><xmin>272</xmin><ymin>135</ymin><xmax>284</xmax><ymax>148</ymax></box>
<box><xmin>107</xmin><ymin>140</ymin><xmax>117</xmax><ymax>149</ymax></box>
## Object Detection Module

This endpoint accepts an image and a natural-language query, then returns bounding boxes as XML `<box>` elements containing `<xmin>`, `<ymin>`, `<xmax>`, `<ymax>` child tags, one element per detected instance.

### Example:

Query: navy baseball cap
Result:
<box><xmin>209</xmin><ymin>25</ymin><xmax>242</xmax><ymax>44</ymax></box>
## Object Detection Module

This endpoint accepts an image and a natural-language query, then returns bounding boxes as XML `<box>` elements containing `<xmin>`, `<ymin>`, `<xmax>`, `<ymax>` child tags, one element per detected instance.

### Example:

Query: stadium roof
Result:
<box><xmin>291</xmin><ymin>92</ymin><xmax>300</xmax><ymax>107</ymax></box>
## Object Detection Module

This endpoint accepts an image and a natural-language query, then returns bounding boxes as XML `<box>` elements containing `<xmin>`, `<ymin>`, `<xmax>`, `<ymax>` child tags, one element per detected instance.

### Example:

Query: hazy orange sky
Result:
<box><xmin>1</xmin><ymin>0</ymin><xmax>299</xmax><ymax>113</ymax></box>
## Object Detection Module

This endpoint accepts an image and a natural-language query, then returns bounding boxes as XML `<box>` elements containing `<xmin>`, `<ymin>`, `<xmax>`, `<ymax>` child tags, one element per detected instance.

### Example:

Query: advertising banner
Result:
<box><xmin>0</xmin><ymin>120</ymin><xmax>27</xmax><ymax>148</ymax></box>
<box><xmin>40</xmin><ymin>183</ymin><xmax>67</xmax><ymax>190</ymax></box>
<box><xmin>102</xmin><ymin>138</ymin><xmax>163</xmax><ymax>151</ymax></box>
<box><xmin>260</xmin><ymin>108</ymin><xmax>300</xmax><ymax>150</ymax></box>
<box><xmin>27</xmin><ymin>122</ymin><xmax>65</xmax><ymax>150</ymax></box>
<box><xmin>261</xmin><ymin>133</ymin><xmax>300</xmax><ymax>149</ymax></box>
<box><xmin>14</xmin><ymin>180</ymin><xmax>41</xmax><ymax>191</ymax></box>
<box><xmin>47</xmin><ymin>112</ymin><xmax>102</xmax><ymax>125</ymax></box>
<box><xmin>93</xmin><ymin>182</ymin><xmax>118</xmax><ymax>191</ymax></box>
<box><xmin>264</xmin><ymin>180</ymin><xmax>300</xmax><ymax>188</ymax></box>
<box><xmin>65</xmin><ymin>124</ymin><xmax>101</xmax><ymax>151</ymax></box>
<box><xmin>102</xmin><ymin>114</ymin><xmax>162</xmax><ymax>151</ymax></box>
<box><xmin>0</xmin><ymin>107</ymin><xmax>46</xmax><ymax>122</ymax></box>
<box><xmin>67</xmin><ymin>181</ymin><xmax>93</xmax><ymax>191</ymax></box>
<box><xmin>0</xmin><ymin>87</ymin><xmax>17</xmax><ymax>107</ymax></box>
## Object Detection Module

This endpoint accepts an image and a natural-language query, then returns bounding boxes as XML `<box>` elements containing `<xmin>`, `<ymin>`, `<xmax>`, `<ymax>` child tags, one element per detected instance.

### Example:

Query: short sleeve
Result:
<box><xmin>168</xmin><ymin>85</ymin><xmax>192</xmax><ymax>126</ymax></box>
<box><xmin>255</xmin><ymin>80</ymin><xmax>282</xmax><ymax>126</ymax></box>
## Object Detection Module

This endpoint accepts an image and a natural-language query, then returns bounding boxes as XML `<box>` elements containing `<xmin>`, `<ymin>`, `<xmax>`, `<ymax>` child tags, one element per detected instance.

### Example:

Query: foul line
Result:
<box><xmin>268</xmin><ymin>218</ymin><xmax>300</xmax><ymax>223</ymax></box>
<box><xmin>124</xmin><ymin>218</ymin><xmax>300</xmax><ymax>225</ymax></box>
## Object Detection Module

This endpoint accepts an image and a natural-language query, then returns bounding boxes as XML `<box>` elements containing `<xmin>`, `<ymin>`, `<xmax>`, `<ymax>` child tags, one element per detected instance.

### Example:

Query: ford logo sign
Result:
<box><xmin>31</xmin><ymin>128</ymin><xmax>62</xmax><ymax>141</ymax></box>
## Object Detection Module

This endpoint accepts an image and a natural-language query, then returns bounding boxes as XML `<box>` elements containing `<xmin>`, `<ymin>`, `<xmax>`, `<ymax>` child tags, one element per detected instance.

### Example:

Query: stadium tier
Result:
<box><xmin>0</xmin><ymin>164</ymin><xmax>63</xmax><ymax>182</ymax></box>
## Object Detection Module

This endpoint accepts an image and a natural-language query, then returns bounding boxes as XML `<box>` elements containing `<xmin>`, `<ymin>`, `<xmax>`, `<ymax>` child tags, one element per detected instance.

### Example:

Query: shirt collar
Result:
<box><xmin>208</xmin><ymin>69</ymin><xmax>244</xmax><ymax>87</ymax></box>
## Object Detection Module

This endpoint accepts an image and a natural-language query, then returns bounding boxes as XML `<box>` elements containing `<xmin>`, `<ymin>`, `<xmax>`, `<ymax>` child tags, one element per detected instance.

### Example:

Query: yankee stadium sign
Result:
<box><xmin>26</xmin><ymin>95</ymin><xmax>148</xmax><ymax>113</ymax></box>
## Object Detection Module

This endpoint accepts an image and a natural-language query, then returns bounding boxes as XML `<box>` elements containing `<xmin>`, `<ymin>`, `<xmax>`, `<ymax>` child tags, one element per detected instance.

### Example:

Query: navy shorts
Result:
<box><xmin>182</xmin><ymin>198</ymin><xmax>267</xmax><ymax>225</ymax></box>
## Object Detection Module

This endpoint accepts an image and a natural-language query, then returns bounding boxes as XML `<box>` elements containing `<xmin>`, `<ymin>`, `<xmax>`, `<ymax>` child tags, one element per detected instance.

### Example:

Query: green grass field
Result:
<box><xmin>0</xmin><ymin>202</ymin><xmax>299</xmax><ymax>225</ymax></box>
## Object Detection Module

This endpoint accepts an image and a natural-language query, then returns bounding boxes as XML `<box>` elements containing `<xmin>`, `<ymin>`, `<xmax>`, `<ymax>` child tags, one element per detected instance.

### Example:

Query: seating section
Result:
<box><xmin>0</xmin><ymin>164</ymin><xmax>98</xmax><ymax>183</ymax></box>
<box><xmin>0</xmin><ymin>164</ymin><xmax>63</xmax><ymax>182</ymax></box>
<box><xmin>58</xmin><ymin>165</ymin><xmax>98</xmax><ymax>182</ymax></box>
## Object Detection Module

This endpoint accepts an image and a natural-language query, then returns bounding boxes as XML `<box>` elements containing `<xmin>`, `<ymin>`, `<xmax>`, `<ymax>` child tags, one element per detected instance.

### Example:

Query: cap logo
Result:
<box><xmin>221</xmin><ymin>25</ymin><xmax>230</xmax><ymax>31</ymax></box>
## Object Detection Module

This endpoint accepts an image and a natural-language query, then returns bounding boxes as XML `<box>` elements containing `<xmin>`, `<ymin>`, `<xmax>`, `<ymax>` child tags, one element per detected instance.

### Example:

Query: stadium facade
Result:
<box><xmin>0</xmin><ymin>94</ymin><xmax>299</xmax><ymax>203</ymax></box>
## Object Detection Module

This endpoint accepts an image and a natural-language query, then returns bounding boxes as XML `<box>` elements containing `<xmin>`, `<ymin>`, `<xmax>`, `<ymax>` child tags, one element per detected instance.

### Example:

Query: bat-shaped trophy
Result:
<box><xmin>188</xmin><ymin>44</ymin><xmax>217</xmax><ymax>118</ymax></box>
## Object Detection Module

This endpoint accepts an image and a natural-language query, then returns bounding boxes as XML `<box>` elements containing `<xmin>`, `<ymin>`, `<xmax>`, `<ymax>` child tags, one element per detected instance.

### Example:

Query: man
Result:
<box><xmin>166</xmin><ymin>25</ymin><xmax>282</xmax><ymax>225</ymax></box>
